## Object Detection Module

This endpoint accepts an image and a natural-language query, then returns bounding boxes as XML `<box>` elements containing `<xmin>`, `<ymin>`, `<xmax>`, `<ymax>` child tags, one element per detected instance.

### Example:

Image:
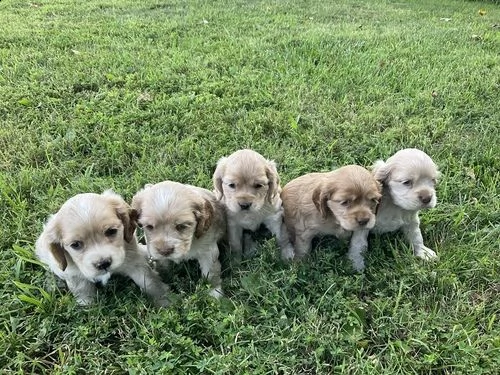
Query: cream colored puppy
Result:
<box><xmin>213</xmin><ymin>149</ymin><xmax>293</xmax><ymax>261</ymax></box>
<box><xmin>282</xmin><ymin>165</ymin><xmax>381</xmax><ymax>271</ymax></box>
<box><xmin>35</xmin><ymin>191</ymin><xmax>170</xmax><ymax>306</ymax></box>
<box><xmin>371</xmin><ymin>148</ymin><xmax>439</xmax><ymax>260</ymax></box>
<box><xmin>131</xmin><ymin>181</ymin><xmax>226</xmax><ymax>298</ymax></box>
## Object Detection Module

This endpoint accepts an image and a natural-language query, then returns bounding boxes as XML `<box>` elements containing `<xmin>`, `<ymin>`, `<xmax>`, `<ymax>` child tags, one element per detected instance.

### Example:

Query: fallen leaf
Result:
<box><xmin>18</xmin><ymin>98</ymin><xmax>31</xmax><ymax>106</ymax></box>
<box><xmin>478</xmin><ymin>9</ymin><xmax>487</xmax><ymax>16</ymax></box>
<box><xmin>440</xmin><ymin>18</ymin><xmax>452</xmax><ymax>22</ymax></box>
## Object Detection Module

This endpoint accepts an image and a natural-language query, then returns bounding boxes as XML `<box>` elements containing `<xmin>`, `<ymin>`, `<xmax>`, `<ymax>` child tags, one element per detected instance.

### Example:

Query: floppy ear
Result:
<box><xmin>265</xmin><ymin>160</ymin><xmax>281</xmax><ymax>203</ymax></box>
<box><xmin>103</xmin><ymin>190</ymin><xmax>137</xmax><ymax>243</ymax></box>
<box><xmin>36</xmin><ymin>215</ymin><xmax>68</xmax><ymax>271</ymax></box>
<box><xmin>194</xmin><ymin>199</ymin><xmax>214</xmax><ymax>238</ymax></box>
<box><xmin>372</xmin><ymin>160</ymin><xmax>390</xmax><ymax>184</ymax></box>
<box><xmin>312</xmin><ymin>184</ymin><xmax>333</xmax><ymax>219</ymax></box>
<box><xmin>212</xmin><ymin>157</ymin><xmax>227</xmax><ymax>200</ymax></box>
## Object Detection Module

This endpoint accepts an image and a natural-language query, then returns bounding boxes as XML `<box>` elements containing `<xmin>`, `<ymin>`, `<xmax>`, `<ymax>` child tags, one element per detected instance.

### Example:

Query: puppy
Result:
<box><xmin>35</xmin><ymin>191</ymin><xmax>171</xmax><ymax>306</ymax></box>
<box><xmin>131</xmin><ymin>181</ymin><xmax>226</xmax><ymax>298</ymax></box>
<box><xmin>213</xmin><ymin>149</ymin><xmax>293</xmax><ymax>261</ymax></box>
<box><xmin>371</xmin><ymin>148</ymin><xmax>439</xmax><ymax>260</ymax></box>
<box><xmin>281</xmin><ymin>165</ymin><xmax>381</xmax><ymax>271</ymax></box>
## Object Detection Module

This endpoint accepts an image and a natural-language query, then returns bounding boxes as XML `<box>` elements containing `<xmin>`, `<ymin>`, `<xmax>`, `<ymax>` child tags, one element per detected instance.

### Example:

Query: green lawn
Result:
<box><xmin>1</xmin><ymin>0</ymin><xmax>499</xmax><ymax>373</ymax></box>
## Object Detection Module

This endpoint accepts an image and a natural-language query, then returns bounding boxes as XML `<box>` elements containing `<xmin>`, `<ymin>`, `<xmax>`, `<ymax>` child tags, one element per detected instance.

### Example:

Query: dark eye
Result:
<box><xmin>176</xmin><ymin>223</ymin><xmax>190</xmax><ymax>232</ymax></box>
<box><xmin>254</xmin><ymin>183</ymin><xmax>264</xmax><ymax>189</ymax></box>
<box><xmin>402</xmin><ymin>180</ymin><xmax>413</xmax><ymax>187</ymax></box>
<box><xmin>227</xmin><ymin>183</ymin><xmax>236</xmax><ymax>189</ymax></box>
<box><xmin>144</xmin><ymin>224</ymin><xmax>154</xmax><ymax>231</ymax></box>
<box><xmin>340</xmin><ymin>200</ymin><xmax>350</xmax><ymax>207</ymax></box>
<box><xmin>104</xmin><ymin>228</ymin><xmax>118</xmax><ymax>237</ymax></box>
<box><xmin>70</xmin><ymin>241</ymin><xmax>83</xmax><ymax>250</ymax></box>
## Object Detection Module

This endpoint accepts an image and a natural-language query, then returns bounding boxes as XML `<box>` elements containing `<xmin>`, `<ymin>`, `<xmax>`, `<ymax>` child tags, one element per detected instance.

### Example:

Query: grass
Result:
<box><xmin>1</xmin><ymin>0</ymin><xmax>499</xmax><ymax>373</ymax></box>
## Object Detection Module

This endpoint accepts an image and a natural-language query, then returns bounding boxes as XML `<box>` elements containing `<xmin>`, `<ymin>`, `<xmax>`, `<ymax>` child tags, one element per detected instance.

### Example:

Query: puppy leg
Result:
<box><xmin>294</xmin><ymin>231</ymin><xmax>314</xmax><ymax>259</ymax></box>
<box><xmin>66</xmin><ymin>276</ymin><xmax>97</xmax><ymax>306</ymax></box>
<box><xmin>347</xmin><ymin>229</ymin><xmax>369</xmax><ymax>272</ymax></box>
<box><xmin>198</xmin><ymin>246</ymin><xmax>223</xmax><ymax>298</ymax></box>
<box><xmin>228</xmin><ymin>223</ymin><xmax>244</xmax><ymax>262</ymax></box>
<box><xmin>264</xmin><ymin>213</ymin><xmax>295</xmax><ymax>261</ymax></box>
<box><xmin>125</xmin><ymin>263</ymin><xmax>171</xmax><ymax>307</ymax></box>
<box><xmin>243</xmin><ymin>231</ymin><xmax>257</xmax><ymax>258</ymax></box>
<box><xmin>403</xmin><ymin>215</ymin><xmax>437</xmax><ymax>260</ymax></box>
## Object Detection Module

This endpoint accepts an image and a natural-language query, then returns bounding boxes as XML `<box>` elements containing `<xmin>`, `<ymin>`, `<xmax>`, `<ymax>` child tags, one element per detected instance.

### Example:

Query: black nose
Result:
<box><xmin>160</xmin><ymin>247</ymin><xmax>175</xmax><ymax>256</ymax></box>
<box><xmin>357</xmin><ymin>218</ymin><xmax>369</xmax><ymax>226</ymax></box>
<box><xmin>420</xmin><ymin>195</ymin><xmax>431</xmax><ymax>204</ymax></box>
<box><xmin>94</xmin><ymin>258</ymin><xmax>112</xmax><ymax>270</ymax></box>
<box><xmin>239</xmin><ymin>202</ymin><xmax>252</xmax><ymax>210</ymax></box>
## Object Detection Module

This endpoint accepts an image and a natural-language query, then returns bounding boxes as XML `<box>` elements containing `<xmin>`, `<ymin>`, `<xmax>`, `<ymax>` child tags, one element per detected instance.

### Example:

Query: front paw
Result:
<box><xmin>415</xmin><ymin>246</ymin><xmax>437</xmax><ymax>260</ymax></box>
<box><xmin>280</xmin><ymin>244</ymin><xmax>295</xmax><ymax>262</ymax></box>
<box><xmin>75</xmin><ymin>295</ymin><xmax>95</xmax><ymax>306</ymax></box>
<box><xmin>243</xmin><ymin>233</ymin><xmax>258</xmax><ymax>258</ymax></box>
<box><xmin>348</xmin><ymin>256</ymin><xmax>365</xmax><ymax>272</ymax></box>
<box><xmin>209</xmin><ymin>287</ymin><xmax>224</xmax><ymax>299</ymax></box>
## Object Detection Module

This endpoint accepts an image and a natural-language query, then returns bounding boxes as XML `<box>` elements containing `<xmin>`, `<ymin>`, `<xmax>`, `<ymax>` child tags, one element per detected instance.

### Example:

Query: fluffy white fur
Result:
<box><xmin>35</xmin><ymin>191</ymin><xmax>170</xmax><ymax>306</ymax></box>
<box><xmin>371</xmin><ymin>148</ymin><xmax>440</xmax><ymax>260</ymax></box>
<box><xmin>281</xmin><ymin>165</ymin><xmax>381</xmax><ymax>271</ymax></box>
<box><xmin>131</xmin><ymin>181</ymin><xmax>226</xmax><ymax>298</ymax></box>
<box><xmin>213</xmin><ymin>149</ymin><xmax>293</xmax><ymax>261</ymax></box>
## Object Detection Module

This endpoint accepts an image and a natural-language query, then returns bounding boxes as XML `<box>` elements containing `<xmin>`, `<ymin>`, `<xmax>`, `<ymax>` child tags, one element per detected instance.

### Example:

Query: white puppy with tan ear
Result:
<box><xmin>35</xmin><ymin>191</ymin><xmax>171</xmax><ymax>306</ymax></box>
<box><xmin>371</xmin><ymin>148</ymin><xmax>440</xmax><ymax>260</ymax></box>
<box><xmin>131</xmin><ymin>181</ymin><xmax>226</xmax><ymax>298</ymax></box>
<box><xmin>213</xmin><ymin>149</ymin><xmax>293</xmax><ymax>261</ymax></box>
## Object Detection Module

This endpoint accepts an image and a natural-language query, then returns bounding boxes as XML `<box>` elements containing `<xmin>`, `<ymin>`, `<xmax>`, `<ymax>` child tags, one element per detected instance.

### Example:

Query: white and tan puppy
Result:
<box><xmin>371</xmin><ymin>148</ymin><xmax>439</xmax><ymax>260</ymax></box>
<box><xmin>282</xmin><ymin>165</ymin><xmax>381</xmax><ymax>271</ymax></box>
<box><xmin>131</xmin><ymin>181</ymin><xmax>226</xmax><ymax>298</ymax></box>
<box><xmin>35</xmin><ymin>191</ymin><xmax>170</xmax><ymax>306</ymax></box>
<box><xmin>213</xmin><ymin>149</ymin><xmax>293</xmax><ymax>261</ymax></box>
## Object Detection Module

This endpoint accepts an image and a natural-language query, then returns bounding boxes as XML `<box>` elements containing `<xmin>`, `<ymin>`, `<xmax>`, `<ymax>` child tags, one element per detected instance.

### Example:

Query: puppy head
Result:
<box><xmin>312</xmin><ymin>165</ymin><xmax>381</xmax><ymax>231</ymax></box>
<box><xmin>35</xmin><ymin>191</ymin><xmax>136</xmax><ymax>283</ymax></box>
<box><xmin>373</xmin><ymin>148</ymin><xmax>439</xmax><ymax>211</ymax></box>
<box><xmin>212</xmin><ymin>149</ymin><xmax>280</xmax><ymax>213</ymax></box>
<box><xmin>131</xmin><ymin>181</ymin><xmax>214</xmax><ymax>262</ymax></box>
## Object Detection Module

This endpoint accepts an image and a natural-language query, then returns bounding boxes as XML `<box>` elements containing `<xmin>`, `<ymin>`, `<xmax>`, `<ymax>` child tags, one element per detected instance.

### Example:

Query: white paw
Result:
<box><xmin>280</xmin><ymin>244</ymin><xmax>295</xmax><ymax>261</ymax></box>
<box><xmin>209</xmin><ymin>288</ymin><xmax>224</xmax><ymax>299</ymax></box>
<box><xmin>76</xmin><ymin>296</ymin><xmax>94</xmax><ymax>306</ymax></box>
<box><xmin>348</xmin><ymin>254</ymin><xmax>365</xmax><ymax>272</ymax></box>
<box><xmin>415</xmin><ymin>246</ymin><xmax>437</xmax><ymax>260</ymax></box>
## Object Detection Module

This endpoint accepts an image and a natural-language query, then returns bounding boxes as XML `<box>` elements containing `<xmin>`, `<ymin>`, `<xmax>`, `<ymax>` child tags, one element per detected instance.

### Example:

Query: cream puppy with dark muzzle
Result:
<box><xmin>371</xmin><ymin>148</ymin><xmax>439</xmax><ymax>260</ymax></box>
<box><xmin>131</xmin><ymin>181</ymin><xmax>226</xmax><ymax>298</ymax></box>
<box><xmin>281</xmin><ymin>165</ymin><xmax>382</xmax><ymax>271</ymax></box>
<box><xmin>35</xmin><ymin>191</ymin><xmax>171</xmax><ymax>306</ymax></box>
<box><xmin>213</xmin><ymin>149</ymin><xmax>293</xmax><ymax>261</ymax></box>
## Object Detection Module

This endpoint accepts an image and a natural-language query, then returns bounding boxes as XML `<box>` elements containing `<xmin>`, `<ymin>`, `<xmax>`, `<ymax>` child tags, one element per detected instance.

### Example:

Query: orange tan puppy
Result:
<box><xmin>213</xmin><ymin>149</ymin><xmax>293</xmax><ymax>261</ymax></box>
<box><xmin>281</xmin><ymin>165</ymin><xmax>381</xmax><ymax>271</ymax></box>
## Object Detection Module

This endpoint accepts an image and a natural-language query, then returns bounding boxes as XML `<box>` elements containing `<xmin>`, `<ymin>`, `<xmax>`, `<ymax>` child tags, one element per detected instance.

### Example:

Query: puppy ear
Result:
<box><xmin>372</xmin><ymin>160</ymin><xmax>390</xmax><ymax>184</ymax></box>
<box><xmin>194</xmin><ymin>199</ymin><xmax>214</xmax><ymax>238</ymax></box>
<box><xmin>104</xmin><ymin>191</ymin><xmax>137</xmax><ymax>243</ymax></box>
<box><xmin>265</xmin><ymin>160</ymin><xmax>281</xmax><ymax>203</ymax></box>
<box><xmin>36</xmin><ymin>216</ymin><xmax>68</xmax><ymax>271</ymax></box>
<box><xmin>312</xmin><ymin>185</ymin><xmax>332</xmax><ymax>219</ymax></box>
<box><xmin>212</xmin><ymin>157</ymin><xmax>227</xmax><ymax>200</ymax></box>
